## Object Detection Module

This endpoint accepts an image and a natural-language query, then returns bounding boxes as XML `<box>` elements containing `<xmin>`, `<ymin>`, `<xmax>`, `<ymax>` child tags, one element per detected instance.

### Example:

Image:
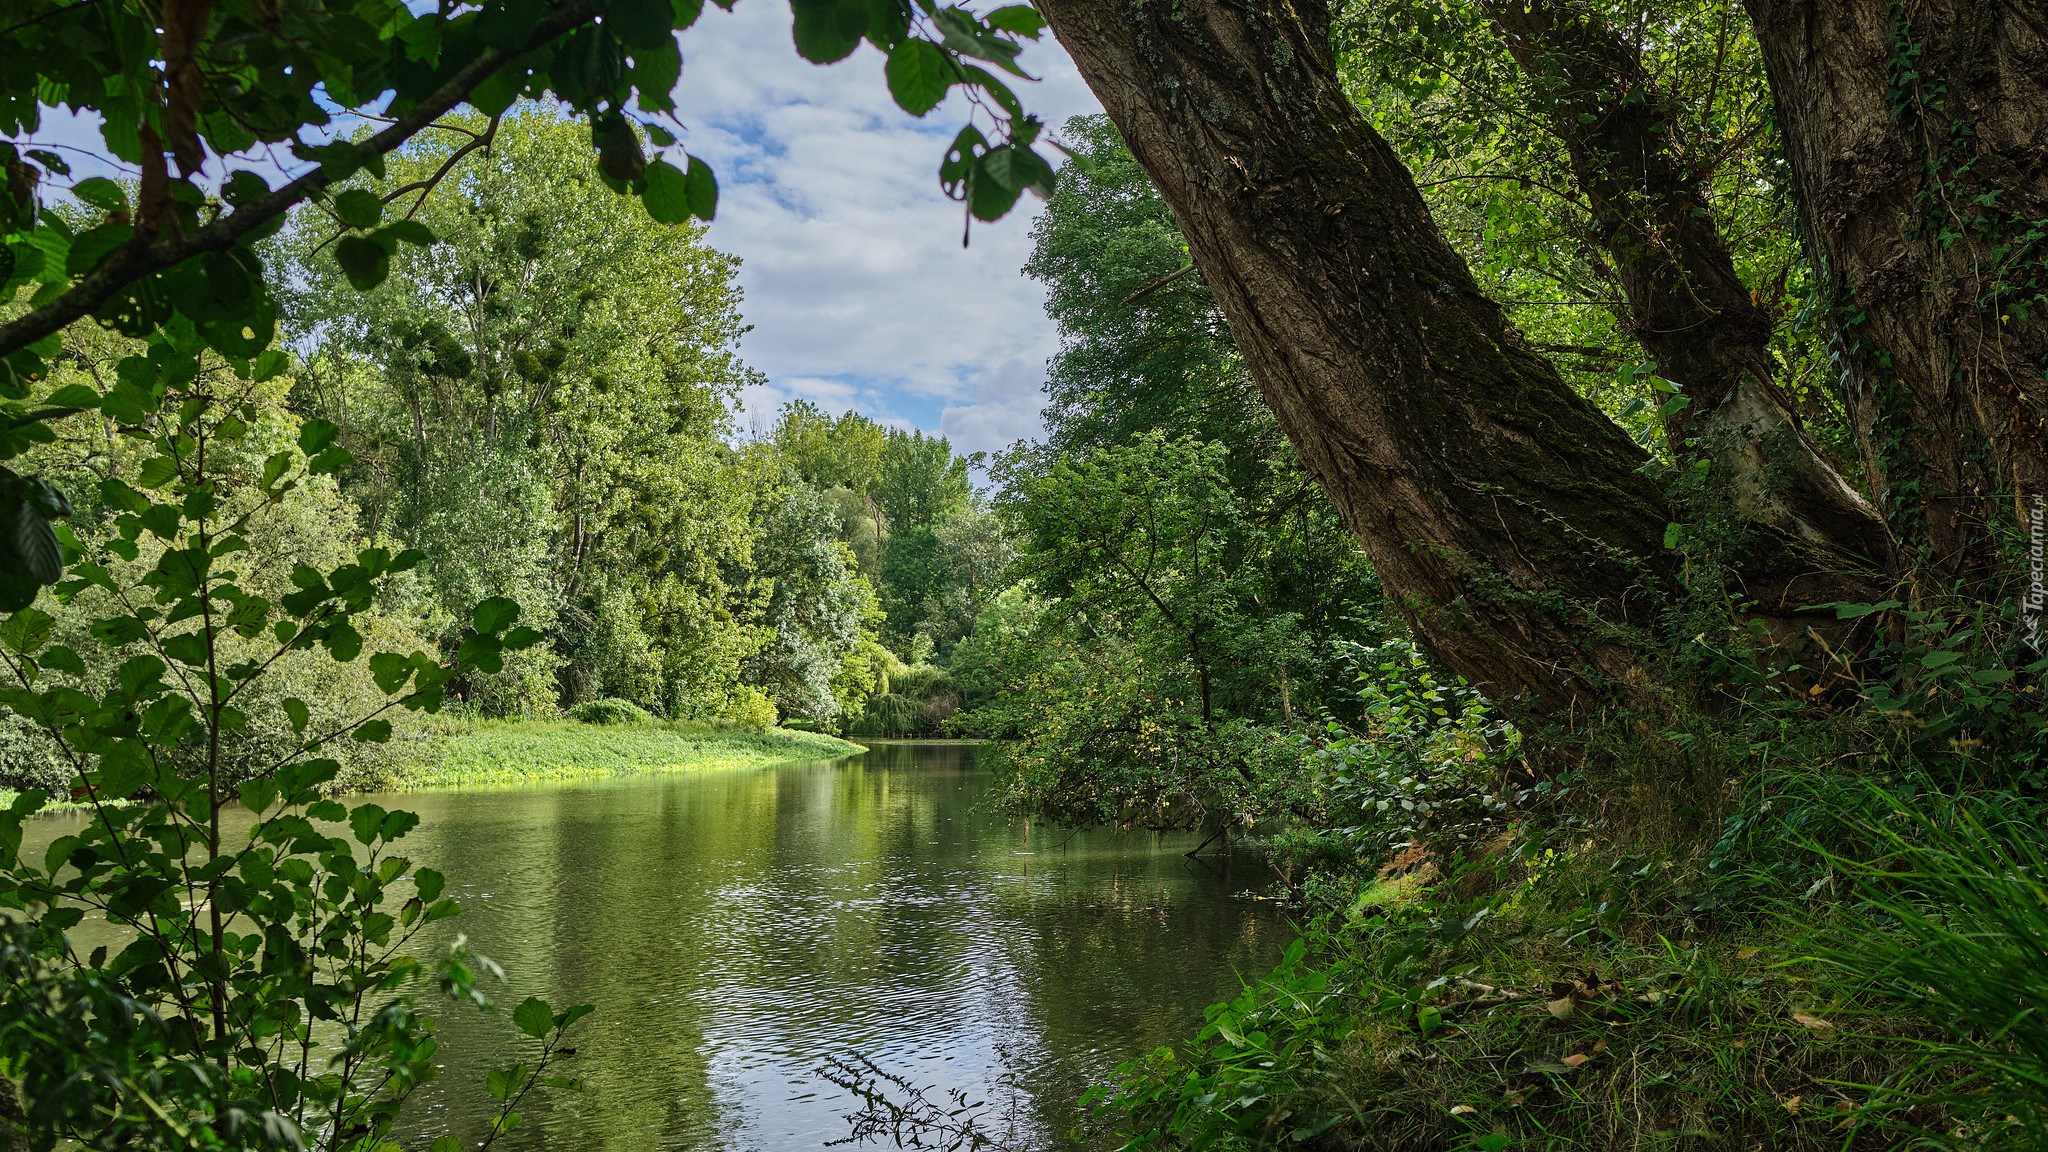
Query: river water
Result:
<box><xmin>86</xmin><ymin>739</ymin><xmax>1283</xmax><ymax>1150</ymax></box>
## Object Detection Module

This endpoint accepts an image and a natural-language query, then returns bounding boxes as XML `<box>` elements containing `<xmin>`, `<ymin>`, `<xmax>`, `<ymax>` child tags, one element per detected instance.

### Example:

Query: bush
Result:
<box><xmin>567</xmin><ymin>697</ymin><xmax>654</xmax><ymax>725</ymax></box>
<box><xmin>725</xmin><ymin>685</ymin><xmax>778</xmax><ymax>729</ymax></box>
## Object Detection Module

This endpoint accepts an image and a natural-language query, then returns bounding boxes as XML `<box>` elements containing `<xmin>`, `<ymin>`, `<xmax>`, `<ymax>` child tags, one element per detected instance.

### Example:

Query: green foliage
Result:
<box><xmin>0</xmin><ymin>320</ymin><xmax>572</xmax><ymax>1146</ymax></box>
<box><xmin>396</xmin><ymin>718</ymin><xmax>859</xmax><ymax>788</ymax></box>
<box><xmin>1795</xmin><ymin>792</ymin><xmax>2048</xmax><ymax>1147</ymax></box>
<box><xmin>743</xmin><ymin>482</ymin><xmax>883</xmax><ymax>724</ymax></box>
<box><xmin>566</xmin><ymin>696</ymin><xmax>653</xmax><ymax>724</ymax></box>
<box><xmin>1298</xmin><ymin>639</ymin><xmax>1520</xmax><ymax>879</ymax></box>
<box><xmin>285</xmin><ymin>113</ymin><xmax>767</xmax><ymax>720</ymax></box>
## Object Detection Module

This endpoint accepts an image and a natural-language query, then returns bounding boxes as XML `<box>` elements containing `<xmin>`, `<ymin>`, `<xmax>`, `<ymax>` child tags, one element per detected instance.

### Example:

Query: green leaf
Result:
<box><xmin>331</xmin><ymin>188</ymin><xmax>384</xmax><ymax>228</ymax></box>
<box><xmin>283</xmin><ymin>697</ymin><xmax>311</xmax><ymax>733</ymax></box>
<box><xmin>513</xmin><ymin>996</ymin><xmax>554</xmax><ymax>1039</ymax></box>
<box><xmin>969</xmin><ymin>152</ymin><xmax>1025</xmax><ymax>220</ymax></box>
<box><xmin>791</xmin><ymin>0</ymin><xmax>863</xmax><ymax>62</ymax></box>
<box><xmin>414</xmin><ymin>867</ymin><xmax>446</xmax><ymax>902</ymax></box>
<box><xmin>132</xmin><ymin>450</ymin><xmax>178</xmax><ymax>485</ymax></box>
<box><xmin>335</xmin><ymin>234</ymin><xmax>391</xmax><ymax>291</ymax></box>
<box><xmin>886</xmin><ymin>40</ymin><xmax>954</xmax><ymax>116</ymax></box>
<box><xmin>240</xmin><ymin>776</ymin><xmax>278</xmax><ymax>814</ymax></box>
<box><xmin>298</xmin><ymin>418</ymin><xmax>341</xmax><ymax>455</ymax></box>
<box><xmin>604</xmin><ymin>0</ymin><xmax>678</xmax><ymax>46</ymax></box>
<box><xmin>502</xmin><ymin>625</ymin><xmax>544</xmax><ymax>650</ymax></box>
<box><xmin>40</xmin><ymin>644</ymin><xmax>84</xmax><ymax>677</ymax></box>
<box><xmin>308</xmin><ymin>446</ymin><xmax>354</xmax><ymax>474</ymax></box>
<box><xmin>983</xmin><ymin>3</ymin><xmax>1045</xmax><ymax>37</ymax></box>
<box><xmin>433</xmin><ymin>1138</ymin><xmax>463</xmax><ymax>1152</ymax></box>
<box><xmin>252</xmin><ymin>349</ymin><xmax>292</xmax><ymax>382</ymax></box>
<box><xmin>70</xmin><ymin>177</ymin><xmax>128</xmax><ymax>214</ymax></box>
<box><xmin>1653</xmin><ymin>395</ymin><xmax>1691</xmax><ymax>419</ymax></box>
<box><xmin>352</xmin><ymin>719</ymin><xmax>393</xmax><ymax>743</ymax></box>
<box><xmin>161</xmin><ymin>632</ymin><xmax>208</xmax><ymax>666</ymax></box>
<box><xmin>369</xmin><ymin>651</ymin><xmax>414</xmax><ymax>693</ymax></box>
<box><xmin>1662</xmin><ymin>522</ymin><xmax>1684</xmax><ymax>550</ymax></box>
<box><xmin>684</xmin><ymin>156</ymin><xmax>718</xmax><ymax>220</ymax></box>
<box><xmin>640</xmin><ymin>160</ymin><xmax>693</xmax><ymax>225</ymax></box>
<box><xmin>96</xmin><ymin>740</ymin><xmax>151</xmax><ymax>800</ymax></box>
<box><xmin>65</xmin><ymin>224</ymin><xmax>133</xmax><ymax>277</ymax></box>
<box><xmin>349</xmin><ymin>803</ymin><xmax>388</xmax><ymax>845</ymax></box>
<box><xmin>43</xmin><ymin>383</ymin><xmax>101</xmax><ymax>407</ymax></box>
<box><xmin>487</xmin><ymin>1064</ymin><xmax>525</xmax><ymax>1100</ymax></box>
<box><xmin>0</xmin><ymin>608</ymin><xmax>54</xmax><ymax>655</ymax></box>
<box><xmin>472</xmin><ymin>596</ymin><xmax>521</xmax><ymax>634</ymax></box>
<box><xmin>380</xmin><ymin>220</ymin><xmax>437</xmax><ymax>246</ymax></box>
<box><xmin>323</xmin><ymin>621</ymin><xmax>363</xmax><ymax>662</ymax></box>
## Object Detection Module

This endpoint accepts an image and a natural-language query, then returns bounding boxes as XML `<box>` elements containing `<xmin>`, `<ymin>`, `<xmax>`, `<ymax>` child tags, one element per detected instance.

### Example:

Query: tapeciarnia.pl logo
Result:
<box><xmin>2027</xmin><ymin>495</ymin><xmax>2046</xmax><ymax>651</ymax></box>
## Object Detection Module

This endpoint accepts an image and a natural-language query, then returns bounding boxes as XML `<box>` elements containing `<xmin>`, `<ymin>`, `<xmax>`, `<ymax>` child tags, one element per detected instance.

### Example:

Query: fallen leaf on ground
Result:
<box><xmin>1591</xmin><ymin>1039</ymin><xmax>1609</xmax><ymax>1054</ymax></box>
<box><xmin>1561</xmin><ymin>1053</ymin><xmax>1590</xmax><ymax>1067</ymax></box>
<box><xmin>1449</xmin><ymin>1104</ymin><xmax>1478</xmax><ymax>1115</ymax></box>
<box><xmin>1792</xmin><ymin>1011</ymin><xmax>1835</xmax><ymax>1032</ymax></box>
<box><xmin>1785</xmin><ymin>1095</ymin><xmax>1803</xmax><ymax>1114</ymax></box>
<box><xmin>1545</xmin><ymin>996</ymin><xmax>1576</xmax><ymax>1019</ymax></box>
<box><xmin>1736</xmin><ymin>947</ymin><xmax>1759</xmax><ymax>959</ymax></box>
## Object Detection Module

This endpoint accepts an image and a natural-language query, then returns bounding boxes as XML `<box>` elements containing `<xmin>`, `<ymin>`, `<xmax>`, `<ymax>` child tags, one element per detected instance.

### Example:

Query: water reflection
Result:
<box><xmin>35</xmin><ymin>741</ymin><xmax>1287</xmax><ymax>1150</ymax></box>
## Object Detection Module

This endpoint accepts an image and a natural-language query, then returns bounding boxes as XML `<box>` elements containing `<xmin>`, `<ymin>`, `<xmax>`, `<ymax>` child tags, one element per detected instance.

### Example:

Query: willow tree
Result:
<box><xmin>1035</xmin><ymin>0</ymin><xmax>2047</xmax><ymax>712</ymax></box>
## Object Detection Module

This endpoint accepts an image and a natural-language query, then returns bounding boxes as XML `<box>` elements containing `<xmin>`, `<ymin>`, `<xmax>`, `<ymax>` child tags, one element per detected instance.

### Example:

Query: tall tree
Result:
<box><xmin>1745</xmin><ymin>0</ymin><xmax>2048</xmax><ymax>579</ymax></box>
<box><xmin>1038</xmin><ymin>0</ymin><xmax>1683</xmax><ymax>714</ymax></box>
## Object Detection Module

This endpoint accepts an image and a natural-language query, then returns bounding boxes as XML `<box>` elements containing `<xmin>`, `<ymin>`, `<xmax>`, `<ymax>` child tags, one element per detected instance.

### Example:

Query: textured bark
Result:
<box><xmin>1748</xmin><ymin>0</ymin><xmax>2048</xmax><ymax>579</ymax></box>
<box><xmin>1485</xmin><ymin>0</ymin><xmax>1896</xmax><ymax>597</ymax></box>
<box><xmin>1037</xmin><ymin>0</ymin><xmax>1679</xmax><ymax>713</ymax></box>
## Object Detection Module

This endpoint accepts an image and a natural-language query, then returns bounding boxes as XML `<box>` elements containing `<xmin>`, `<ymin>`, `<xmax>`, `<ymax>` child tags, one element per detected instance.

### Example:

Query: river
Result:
<box><xmin>35</xmin><ymin>739</ymin><xmax>1285</xmax><ymax>1150</ymax></box>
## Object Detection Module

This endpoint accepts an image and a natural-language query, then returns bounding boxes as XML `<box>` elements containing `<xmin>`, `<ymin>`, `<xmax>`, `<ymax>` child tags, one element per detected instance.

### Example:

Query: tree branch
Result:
<box><xmin>0</xmin><ymin>3</ymin><xmax>596</xmax><ymax>359</ymax></box>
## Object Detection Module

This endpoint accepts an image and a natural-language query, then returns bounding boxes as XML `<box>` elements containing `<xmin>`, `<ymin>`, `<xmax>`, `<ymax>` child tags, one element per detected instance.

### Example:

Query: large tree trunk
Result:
<box><xmin>1484</xmin><ymin>0</ymin><xmax>1896</xmax><ymax>600</ymax></box>
<box><xmin>1747</xmin><ymin>0</ymin><xmax>2048</xmax><ymax>582</ymax></box>
<box><xmin>1037</xmin><ymin>0</ymin><xmax>1679</xmax><ymax>714</ymax></box>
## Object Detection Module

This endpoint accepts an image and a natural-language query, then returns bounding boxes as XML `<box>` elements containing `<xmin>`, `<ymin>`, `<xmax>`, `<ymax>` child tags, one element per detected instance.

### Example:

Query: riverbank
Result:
<box><xmin>388</xmin><ymin>720</ymin><xmax>865</xmax><ymax>790</ymax></box>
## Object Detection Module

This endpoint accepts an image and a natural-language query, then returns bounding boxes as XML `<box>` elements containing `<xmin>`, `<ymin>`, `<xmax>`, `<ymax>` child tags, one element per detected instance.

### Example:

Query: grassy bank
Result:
<box><xmin>387</xmin><ymin>719</ymin><xmax>865</xmax><ymax>790</ymax></box>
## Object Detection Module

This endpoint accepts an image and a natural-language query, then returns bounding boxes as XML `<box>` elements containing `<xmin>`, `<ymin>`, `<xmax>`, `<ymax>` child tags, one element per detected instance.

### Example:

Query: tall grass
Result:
<box><xmin>1793</xmin><ymin>789</ymin><xmax>2048</xmax><ymax>1149</ymax></box>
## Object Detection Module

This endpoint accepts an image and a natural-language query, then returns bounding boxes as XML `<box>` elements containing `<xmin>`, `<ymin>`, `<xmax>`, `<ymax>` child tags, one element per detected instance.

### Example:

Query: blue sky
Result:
<box><xmin>666</xmin><ymin>3</ymin><xmax>1106</xmax><ymax>456</ymax></box>
<box><xmin>23</xmin><ymin>6</ymin><xmax>1108</xmax><ymax>458</ymax></box>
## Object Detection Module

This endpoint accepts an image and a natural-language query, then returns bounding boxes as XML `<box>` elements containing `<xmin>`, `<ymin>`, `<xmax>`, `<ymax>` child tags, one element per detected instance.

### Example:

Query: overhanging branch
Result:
<box><xmin>0</xmin><ymin>2</ymin><xmax>596</xmax><ymax>360</ymax></box>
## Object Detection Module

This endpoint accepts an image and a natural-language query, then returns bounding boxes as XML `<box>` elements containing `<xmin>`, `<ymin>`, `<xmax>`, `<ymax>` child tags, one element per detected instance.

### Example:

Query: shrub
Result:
<box><xmin>725</xmin><ymin>685</ymin><xmax>779</xmax><ymax>729</ymax></box>
<box><xmin>567</xmin><ymin>697</ymin><xmax>654</xmax><ymax>725</ymax></box>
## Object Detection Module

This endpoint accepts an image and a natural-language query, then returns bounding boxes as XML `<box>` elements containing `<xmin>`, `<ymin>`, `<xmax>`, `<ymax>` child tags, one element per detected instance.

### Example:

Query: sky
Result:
<box><xmin>25</xmin><ymin>7</ymin><xmax>1108</xmax><ymax>460</ymax></box>
<box><xmin>666</xmin><ymin>6</ymin><xmax>1105</xmax><ymax>457</ymax></box>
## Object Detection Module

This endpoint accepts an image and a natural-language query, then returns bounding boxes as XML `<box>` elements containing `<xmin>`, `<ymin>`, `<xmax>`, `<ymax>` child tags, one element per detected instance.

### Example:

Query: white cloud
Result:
<box><xmin>670</xmin><ymin>2</ymin><xmax>1102</xmax><ymax>452</ymax></box>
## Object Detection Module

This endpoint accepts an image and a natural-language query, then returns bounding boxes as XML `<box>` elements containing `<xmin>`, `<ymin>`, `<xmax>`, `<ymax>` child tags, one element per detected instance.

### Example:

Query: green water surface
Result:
<box><xmin>37</xmin><ymin>740</ymin><xmax>1288</xmax><ymax>1150</ymax></box>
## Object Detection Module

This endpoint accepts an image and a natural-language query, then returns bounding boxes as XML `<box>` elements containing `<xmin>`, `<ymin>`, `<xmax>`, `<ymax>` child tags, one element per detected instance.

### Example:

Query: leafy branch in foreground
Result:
<box><xmin>0</xmin><ymin>319</ymin><xmax>579</xmax><ymax>1149</ymax></box>
<box><xmin>1</xmin><ymin>0</ymin><xmax>1062</xmax><ymax>367</ymax></box>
